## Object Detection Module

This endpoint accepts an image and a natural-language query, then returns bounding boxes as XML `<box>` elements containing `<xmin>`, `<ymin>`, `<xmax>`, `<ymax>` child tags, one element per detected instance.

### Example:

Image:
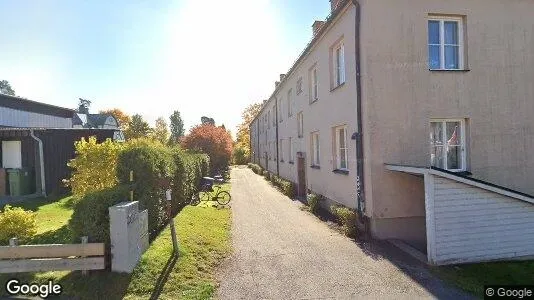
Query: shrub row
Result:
<box><xmin>248</xmin><ymin>163</ymin><xmax>263</xmax><ymax>175</ymax></box>
<box><xmin>269</xmin><ymin>174</ymin><xmax>295</xmax><ymax>199</ymax></box>
<box><xmin>331</xmin><ymin>205</ymin><xmax>358</xmax><ymax>238</ymax></box>
<box><xmin>306</xmin><ymin>192</ymin><xmax>323</xmax><ymax>215</ymax></box>
<box><xmin>69</xmin><ymin>138</ymin><xmax>210</xmax><ymax>243</ymax></box>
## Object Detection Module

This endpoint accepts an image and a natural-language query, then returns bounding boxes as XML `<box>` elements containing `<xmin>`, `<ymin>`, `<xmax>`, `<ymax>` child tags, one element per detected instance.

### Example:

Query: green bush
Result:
<box><xmin>171</xmin><ymin>148</ymin><xmax>210</xmax><ymax>214</ymax></box>
<box><xmin>0</xmin><ymin>205</ymin><xmax>37</xmax><ymax>245</ymax></box>
<box><xmin>248</xmin><ymin>163</ymin><xmax>263</xmax><ymax>174</ymax></box>
<box><xmin>280</xmin><ymin>180</ymin><xmax>294</xmax><ymax>198</ymax></box>
<box><xmin>117</xmin><ymin>141</ymin><xmax>176</xmax><ymax>237</ymax></box>
<box><xmin>69</xmin><ymin>185</ymin><xmax>129</xmax><ymax>244</ymax></box>
<box><xmin>232</xmin><ymin>146</ymin><xmax>248</xmax><ymax>165</ymax></box>
<box><xmin>307</xmin><ymin>193</ymin><xmax>323</xmax><ymax>215</ymax></box>
<box><xmin>263</xmin><ymin>170</ymin><xmax>270</xmax><ymax>180</ymax></box>
<box><xmin>331</xmin><ymin>205</ymin><xmax>358</xmax><ymax>238</ymax></box>
<box><xmin>65</xmin><ymin>137</ymin><xmax>123</xmax><ymax>198</ymax></box>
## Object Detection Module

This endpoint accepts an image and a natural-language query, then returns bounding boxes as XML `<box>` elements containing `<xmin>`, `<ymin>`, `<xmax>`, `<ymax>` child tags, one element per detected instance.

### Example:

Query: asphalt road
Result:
<box><xmin>217</xmin><ymin>167</ymin><xmax>473</xmax><ymax>299</ymax></box>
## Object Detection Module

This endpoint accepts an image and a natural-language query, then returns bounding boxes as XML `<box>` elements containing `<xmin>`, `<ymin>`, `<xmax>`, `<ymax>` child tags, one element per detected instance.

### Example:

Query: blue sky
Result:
<box><xmin>0</xmin><ymin>0</ymin><xmax>330</xmax><ymax>135</ymax></box>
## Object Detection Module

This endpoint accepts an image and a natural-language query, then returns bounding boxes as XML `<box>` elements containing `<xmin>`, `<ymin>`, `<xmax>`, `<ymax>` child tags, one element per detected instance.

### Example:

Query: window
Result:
<box><xmin>428</xmin><ymin>16</ymin><xmax>464</xmax><ymax>70</ymax></box>
<box><xmin>297</xmin><ymin>112</ymin><xmax>303</xmax><ymax>138</ymax></box>
<box><xmin>430</xmin><ymin>119</ymin><xmax>466</xmax><ymax>171</ymax></box>
<box><xmin>296</xmin><ymin>77</ymin><xmax>303</xmax><ymax>95</ymax></box>
<box><xmin>279</xmin><ymin>139</ymin><xmax>284</xmax><ymax>162</ymax></box>
<box><xmin>287</xmin><ymin>89</ymin><xmax>293</xmax><ymax>117</ymax></box>
<box><xmin>278</xmin><ymin>98</ymin><xmax>283</xmax><ymax>122</ymax></box>
<box><xmin>333</xmin><ymin>42</ymin><xmax>345</xmax><ymax>87</ymax></box>
<box><xmin>288</xmin><ymin>137</ymin><xmax>294</xmax><ymax>163</ymax></box>
<box><xmin>272</xmin><ymin>106</ymin><xmax>276</xmax><ymax>126</ymax></box>
<box><xmin>310</xmin><ymin>66</ymin><xmax>318</xmax><ymax>102</ymax></box>
<box><xmin>311</xmin><ymin>132</ymin><xmax>320</xmax><ymax>166</ymax></box>
<box><xmin>333</xmin><ymin>126</ymin><xmax>348</xmax><ymax>170</ymax></box>
<box><xmin>267</xmin><ymin>111</ymin><xmax>270</xmax><ymax>129</ymax></box>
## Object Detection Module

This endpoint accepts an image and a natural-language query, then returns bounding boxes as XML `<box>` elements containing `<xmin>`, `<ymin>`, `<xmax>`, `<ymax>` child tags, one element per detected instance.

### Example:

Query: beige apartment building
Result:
<box><xmin>250</xmin><ymin>0</ymin><xmax>534</xmax><ymax>265</ymax></box>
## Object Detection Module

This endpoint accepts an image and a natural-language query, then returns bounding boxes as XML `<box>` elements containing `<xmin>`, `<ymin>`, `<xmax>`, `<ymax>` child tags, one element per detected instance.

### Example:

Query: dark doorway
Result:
<box><xmin>297</xmin><ymin>152</ymin><xmax>306</xmax><ymax>198</ymax></box>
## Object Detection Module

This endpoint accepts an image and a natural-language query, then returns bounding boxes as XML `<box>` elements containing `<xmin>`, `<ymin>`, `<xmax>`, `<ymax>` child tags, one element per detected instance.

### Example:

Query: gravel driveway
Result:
<box><xmin>217</xmin><ymin>167</ymin><xmax>472</xmax><ymax>299</ymax></box>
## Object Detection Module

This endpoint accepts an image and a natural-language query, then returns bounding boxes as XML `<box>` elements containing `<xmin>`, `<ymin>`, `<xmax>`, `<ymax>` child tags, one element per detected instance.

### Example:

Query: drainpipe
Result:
<box><xmin>351</xmin><ymin>0</ymin><xmax>366</xmax><ymax>218</ymax></box>
<box><xmin>274</xmin><ymin>96</ymin><xmax>280</xmax><ymax>176</ymax></box>
<box><xmin>29</xmin><ymin>129</ymin><xmax>46</xmax><ymax>197</ymax></box>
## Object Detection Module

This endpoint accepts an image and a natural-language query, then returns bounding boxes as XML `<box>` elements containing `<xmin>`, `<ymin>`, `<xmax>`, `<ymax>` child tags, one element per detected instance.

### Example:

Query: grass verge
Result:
<box><xmin>433</xmin><ymin>260</ymin><xmax>534</xmax><ymax>297</ymax></box>
<box><xmin>0</xmin><ymin>184</ymin><xmax>232</xmax><ymax>299</ymax></box>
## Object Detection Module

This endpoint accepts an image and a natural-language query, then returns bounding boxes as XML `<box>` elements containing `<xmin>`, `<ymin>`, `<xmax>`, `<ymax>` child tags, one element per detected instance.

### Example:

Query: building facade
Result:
<box><xmin>250</xmin><ymin>0</ymin><xmax>534</xmax><ymax>263</ymax></box>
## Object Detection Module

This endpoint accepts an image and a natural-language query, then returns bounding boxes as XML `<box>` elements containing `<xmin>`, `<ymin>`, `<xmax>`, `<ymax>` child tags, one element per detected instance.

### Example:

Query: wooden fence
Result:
<box><xmin>0</xmin><ymin>237</ymin><xmax>105</xmax><ymax>273</ymax></box>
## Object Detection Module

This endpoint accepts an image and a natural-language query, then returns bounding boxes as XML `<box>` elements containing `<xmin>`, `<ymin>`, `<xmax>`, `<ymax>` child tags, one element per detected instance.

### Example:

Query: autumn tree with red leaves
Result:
<box><xmin>182</xmin><ymin>124</ymin><xmax>233</xmax><ymax>175</ymax></box>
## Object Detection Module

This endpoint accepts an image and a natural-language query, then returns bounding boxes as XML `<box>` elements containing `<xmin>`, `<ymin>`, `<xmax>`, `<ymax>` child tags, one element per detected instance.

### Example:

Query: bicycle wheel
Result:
<box><xmin>216</xmin><ymin>191</ymin><xmax>231</xmax><ymax>205</ymax></box>
<box><xmin>200</xmin><ymin>191</ymin><xmax>211</xmax><ymax>202</ymax></box>
<box><xmin>190</xmin><ymin>193</ymin><xmax>200</xmax><ymax>206</ymax></box>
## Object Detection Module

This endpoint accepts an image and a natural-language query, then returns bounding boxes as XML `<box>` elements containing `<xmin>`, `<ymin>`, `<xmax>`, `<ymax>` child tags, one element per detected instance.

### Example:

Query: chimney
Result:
<box><xmin>280</xmin><ymin>74</ymin><xmax>286</xmax><ymax>81</ymax></box>
<box><xmin>312</xmin><ymin>20</ymin><xmax>325</xmax><ymax>37</ymax></box>
<box><xmin>275</xmin><ymin>81</ymin><xmax>280</xmax><ymax>88</ymax></box>
<box><xmin>330</xmin><ymin>0</ymin><xmax>342</xmax><ymax>12</ymax></box>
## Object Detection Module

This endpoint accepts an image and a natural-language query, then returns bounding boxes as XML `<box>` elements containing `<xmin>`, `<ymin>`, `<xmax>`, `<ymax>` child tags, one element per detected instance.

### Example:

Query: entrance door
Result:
<box><xmin>297</xmin><ymin>152</ymin><xmax>306</xmax><ymax>198</ymax></box>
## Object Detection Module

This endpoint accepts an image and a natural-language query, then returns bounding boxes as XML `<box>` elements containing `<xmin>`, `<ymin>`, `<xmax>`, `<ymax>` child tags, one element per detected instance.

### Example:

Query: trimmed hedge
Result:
<box><xmin>171</xmin><ymin>148</ymin><xmax>210</xmax><ymax>214</ymax></box>
<box><xmin>69</xmin><ymin>185</ymin><xmax>129</xmax><ymax>244</ymax></box>
<box><xmin>116</xmin><ymin>141</ymin><xmax>176</xmax><ymax>238</ymax></box>
<box><xmin>0</xmin><ymin>205</ymin><xmax>37</xmax><ymax>245</ymax></box>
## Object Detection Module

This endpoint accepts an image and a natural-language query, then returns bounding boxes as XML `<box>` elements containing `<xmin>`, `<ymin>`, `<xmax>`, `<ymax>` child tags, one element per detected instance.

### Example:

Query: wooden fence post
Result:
<box><xmin>81</xmin><ymin>236</ymin><xmax>88</xmax><ymax>275</ymax></box>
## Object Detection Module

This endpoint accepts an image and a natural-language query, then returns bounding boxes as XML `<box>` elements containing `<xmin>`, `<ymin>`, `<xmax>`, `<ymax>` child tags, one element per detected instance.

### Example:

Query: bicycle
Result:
<box><xmin>190</xmin><ymin>182</ymin><xmax>231</xmax><ymax>206</ymax></box>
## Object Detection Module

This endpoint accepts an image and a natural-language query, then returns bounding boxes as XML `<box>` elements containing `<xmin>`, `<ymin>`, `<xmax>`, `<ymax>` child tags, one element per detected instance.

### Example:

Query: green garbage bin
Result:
<box><xmin>7</xmin><ymin>169</ymin><xmax>22</xmax><ymax>196</ymax></box>
<box><xmin>7</xmin><ymin>168</ymin><xmax>34</xmax><ymax>196</ymax></box>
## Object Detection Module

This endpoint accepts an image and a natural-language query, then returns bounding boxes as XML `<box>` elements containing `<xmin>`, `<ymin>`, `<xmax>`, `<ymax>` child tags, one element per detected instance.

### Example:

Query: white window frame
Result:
<box><xmin>272</xmin><ymin>106</ymin><xmax>276</xmax><ymax>126</ymax></box>
<box><xmin>334</xmin><ymin>126</ymin><xmax>348</xmax><ymax>170</ymax></box>
<box><xmin>296</xmin><ymin>77</ymin><xmax>303</xmax><ymax>95</ymax></box>
<box><xmin>333</xmin><ymin>42</ymin><xmax>345</xmax><ymax>87</ymax></box>
<box><xmin>311</xmin><ymin>132</ymin><xmax>320</xmax><ymax>166</ymax></box>
<box><xmin>297</xmin><ymin>112</ymin><xmax>303</xmax><ymax>138</ymax></box>
<box><xmin>287</xmin><ymin>89</ymin><xmax>293</xmax><ymax>117</ymax></box>
<box><xmin>310</xmin><ymin>66</ymin><xmax>318</xmax><ymax>102</ymax></box>
<box><xmin>428</xmin><ymin>16</ymin><xmax>464</xmax><ymax>70</ymax></box>
<box><xmin>430</xmin><ymin>119</ymin><xmax>466</xmax><ymax>172</ymax></box>
<box><xmin>288</xmin><ymin>137</ymin><xmax>293</xmax><ymax>163</ymax></box>
<box><xmin>267</xmin><ymin>111</ymin><xmax>271</xmax><ymax>129</ymax></box>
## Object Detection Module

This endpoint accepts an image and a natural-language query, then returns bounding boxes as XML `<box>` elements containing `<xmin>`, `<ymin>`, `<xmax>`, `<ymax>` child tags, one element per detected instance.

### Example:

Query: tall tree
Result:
<box><xmin>152</xmin><ymin>117</ymin><xmax>169</xmax><ymax>144</ymax></box>
<box><xmin>0</xmin><ymin>80</ymin><xmax>16</xmax><ymax>96</ymax></box>
<box><xmin>201</xmin><ymin>116</ymin><xmax>215</xmax><ymax>126</ymax></box>
<box><xmin>169</xmin><ymin>110</ymin><xmax>185</xmax><ymax>144</ymax></box>
<box><xmin>235</xmin><ymin>102</ymin><xmax>262</xmax><ymax>162</ymax></box>
<box><xmin>77</xmin><ymin>98</ymin><xmax>91</xmax><ymax>113</ymax></box>
<box><xmin>99</xmin><ymin>108</ymin><xmax>131</xmax><ymax>131</ymax></box>
<box><xmin>182</xmin><ymin>124</ymin><xmax>233</xmax><ymax>174</ymax></box>
<box><xmin>125</xmin><ymin>114</ymin><xmax>151</xmax><ymax>140</ymax></box>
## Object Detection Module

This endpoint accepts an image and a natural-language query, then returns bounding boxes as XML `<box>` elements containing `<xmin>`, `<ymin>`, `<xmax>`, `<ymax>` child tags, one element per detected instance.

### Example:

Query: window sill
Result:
<box><xmin>310</xmin><ymin>165</ymin><xmax>320</xmax><ymax>169</ymax></box>
<box><xmin>429</xmin><ymin>69</ymin><xmax>470</xmax><ymax>72</ymax></box>
<box><xmin>289</xmin><ymin>161</ymin><xmax>294</xmax><ymax>165</ymax></box>
<box><xmin>330</xmin><ymin>82</ymin><xmax>345</xmax><ymax>92</ymax></box>
<box><xmin>332</xmin><ymin>169</ymin><xmax>349</xmax><ymax>175</ymax></box>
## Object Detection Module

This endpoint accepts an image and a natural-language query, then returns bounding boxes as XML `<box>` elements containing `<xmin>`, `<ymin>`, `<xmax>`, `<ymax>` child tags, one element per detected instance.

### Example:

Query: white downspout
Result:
<box><xmin>29</xmin><ymin>129</ymin><xmax>46</xmax><ymax>197</ymax></box>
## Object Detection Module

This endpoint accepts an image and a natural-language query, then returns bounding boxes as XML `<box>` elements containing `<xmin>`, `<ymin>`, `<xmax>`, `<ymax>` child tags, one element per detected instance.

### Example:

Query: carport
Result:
<box><xmin>386</xmin><ymin>164</ymin><xmax>534</xmax><ymax>265</ymax></box>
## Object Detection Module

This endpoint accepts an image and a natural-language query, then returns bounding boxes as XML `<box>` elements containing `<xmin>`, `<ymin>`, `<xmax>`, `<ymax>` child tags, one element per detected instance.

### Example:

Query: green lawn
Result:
<box><xmin>0</xmin><ymin>183</ymin><xmax>232</xmax><ymax>299</ymax></box>
<box><xmin>433</xmin><ymin>260</ymin><xmax>534</xmax><ymax>297</ymax></box>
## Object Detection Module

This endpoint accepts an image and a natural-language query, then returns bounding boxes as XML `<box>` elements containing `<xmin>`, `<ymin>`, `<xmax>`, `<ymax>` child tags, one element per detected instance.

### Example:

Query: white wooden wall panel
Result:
<box><xmin>428</xmin><ymin>175</ymin><xmax>534</xmax><ymax>265</ymax></box>
<box><xmin>0</xmin><ymin>107</ymin><xmax>72</xmax><ymax>128</ymax></box>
